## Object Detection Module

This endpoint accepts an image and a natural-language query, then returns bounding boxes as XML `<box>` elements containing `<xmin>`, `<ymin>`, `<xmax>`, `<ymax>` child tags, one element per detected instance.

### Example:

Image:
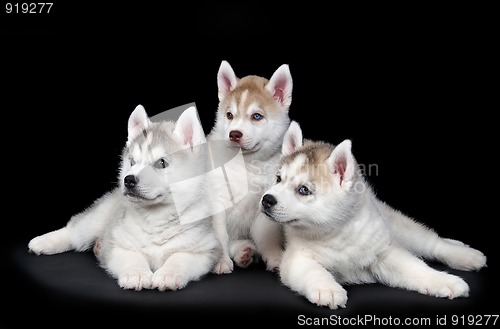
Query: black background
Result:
<box><xmin>2</xmin><ymin>3</ymin><xmax>498</xmax><ymax>328</ymax></box>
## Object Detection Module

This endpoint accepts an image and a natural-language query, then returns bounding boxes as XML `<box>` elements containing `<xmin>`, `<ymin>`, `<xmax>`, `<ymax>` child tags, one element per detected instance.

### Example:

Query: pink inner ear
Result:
<box><xmin>284</xmin><ymin>138</ymin><xmax>295</xmax><ymax>155</ymax></box>
<box><xmin>128</xmin><ymin>120</ymin><xmax>143</xmax><ymax>139</ymax></box>
<box><xmin>130</xmin><ymin>117</ymin><xmax>142</xmax><ymax>130</ymax></box>
<box><xmin>183</xmin><ymin>124</ymin><xmax>193</xmax><ymax>147</ymax></box>
<box><xmin>176</xmin><ymin>120</ymin><xmax>194</xmax><ymax>147</ymax></box>
<box><xmin>272</xmin><ymin>75</ymin><xmax>288</xmax><ymax>104</ymax></box>
<box><xmin>223</xmin><ymin>75</ymin><xmax>233</xmax><ymax>93</ymax></box>
<box><xmin>334</xmin><ymin>155</ymin><xmax>347</xmax><ymax>185</ymax></box>
<box><xmin>273</xmin><ymin>87</ymin><xmax>284</xmax><ymax>104</ymax></box>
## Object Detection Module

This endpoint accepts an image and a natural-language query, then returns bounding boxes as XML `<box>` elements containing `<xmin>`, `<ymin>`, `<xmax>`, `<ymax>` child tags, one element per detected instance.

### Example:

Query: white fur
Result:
<box><xmin>260</xmin><ymin>123</ymin><xmax>487</xmax><ymax>309</ymax></box>
<box><xmin>209</xmin><ymin>61</ymin><xmax>293</xmax><ymax>273</ymax></box>
<box><xmin>29</xmin><ymin>105</ymin><xmax>221</xmax><ymax>291</ymax></box>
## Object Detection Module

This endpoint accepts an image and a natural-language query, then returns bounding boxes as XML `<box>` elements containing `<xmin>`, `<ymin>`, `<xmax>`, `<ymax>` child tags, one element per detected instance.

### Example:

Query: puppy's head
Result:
<box><xmin>119</xmin><ymin>105</ymin><xmax>207</xmax><ymax>206</ymax></box>
<box><xmin>213</xmin><ymin>60</ymin><xmax>292</xmax><ymax>155</ymax></box>
<box><xmin>260</xmin><ymin>121</ymin><xmax>364</xmax><ymax>230</ymax></box>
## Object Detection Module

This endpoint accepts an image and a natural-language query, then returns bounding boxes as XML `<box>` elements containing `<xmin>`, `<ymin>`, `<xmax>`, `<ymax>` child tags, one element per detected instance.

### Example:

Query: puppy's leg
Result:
<box><xmin>280</xmin><ymin>248</ymin><xmax>348</xmax><ymax>309</ymax></box>
<box><xmin>251</xmin><ymin>212</ymin><xmax>283</xmax><ymax>272</ymax></box>
<box><xmin>372</xmin><ymin>245</ymin><xmax>469</xmax><ymax>299</ymax></box>
<box><xmin>152</xmin><ymin>251</ymin><xmax>216</xmax><ymax>291</ymax></box>
<box><xmin>102</xmin><ymin>247</ymin><xmax>153</xmax><ymax>291</ymax></box>
<box><xmin>433</xmin><ymin>237</ymin><xmax>487</xmax><ymax>271</ymax></box>
<box><xmin>28</xmin><ymin>188</ymin><xmax>122</xmax><ymax>255</ymax></box>
<box><xmin>230</xmin><ymin>239</ymin><xmax>257</xmax><ymax>268</ymax></box>
<box><xmin>377</xmin><ymin>199</ymin><xmax>486</xmax><ymax>271</ymax></box>
<box><xmin>211</xmin><ymin>213</ymin><xmax>234</xmax><ymax>274</ymax></box>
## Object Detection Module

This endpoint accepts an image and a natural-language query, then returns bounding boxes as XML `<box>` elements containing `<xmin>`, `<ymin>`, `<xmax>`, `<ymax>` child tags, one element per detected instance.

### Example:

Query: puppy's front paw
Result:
<box><xmin>420</xmin><ymin>273</ymin><xmax>469</xmax><ymax>299</ymax></box>
<box><xmin>262</xmin><ymin>250</ymin><xmax>282</xmax><ymax>272</ymax></box>
<box><xmin>306</xmin><ymin>284</ymin><xmax>348</xmax><ymax>310</ymax></box>
<box><xmin>117</xmin><ymin>270</ymin><xmax>153</xmax><ymax>291</ymax></box>
<box><xmin>152</xmin><ymin>270</ymin><xmax>189</xmax><ymax>291</ymax></box>
<box><xmin>234</xmin><ymin>245</ymin><xmax>256</xmax><ymax>269</ymax></box>
<box><xmin>212</xmin><ymin>255</ymin><xmax>234</xmax><ymax>274</ymax></box>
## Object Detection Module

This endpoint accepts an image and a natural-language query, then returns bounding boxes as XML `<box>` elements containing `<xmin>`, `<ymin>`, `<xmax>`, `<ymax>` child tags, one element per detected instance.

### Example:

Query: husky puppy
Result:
<box><xmin>260</xmin><ymin>121</ymin><xmax>487</xmax><ymax>309</ymax></box>
<box><xmin>29</xmin><ymin>105</ymin><xmax>221</xmax><ymax>291</ymax></box>
<box><xmin>209</xmin><ymin>61</ymin><xmax>292</xmax><ymax>273</ymax></box>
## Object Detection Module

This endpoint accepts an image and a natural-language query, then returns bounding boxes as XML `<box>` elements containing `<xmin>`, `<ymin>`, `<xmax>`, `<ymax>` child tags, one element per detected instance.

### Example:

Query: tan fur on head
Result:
<box><xmin>218</xmin><ymin>75</ymin><xmax>283</xmax><ymax>119</ymax></box>
<box><xmin>281</xmin><ymin>140</ymin><xmax>337</xmax><ymax>187</ymax></box>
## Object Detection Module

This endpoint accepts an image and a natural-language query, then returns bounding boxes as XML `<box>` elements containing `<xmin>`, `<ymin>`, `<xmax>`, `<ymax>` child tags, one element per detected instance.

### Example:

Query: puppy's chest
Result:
<box><xmin>305</xmin><ymin>237</ymin><xmax>378</xmax><ymax>267</ymax></box>
<box><xmin>117</xmin><ymin>217</ymin><xmax>196</xmax><ymax>254</ymax></box>
<box><xmin>229</xmin><ymin>161</ymin><xmax>274</xmax><ymax>186</ymax></box>
<box><xmin>225</xmin><ymin>164</ymin><xmax>275</xmax><ymax>237</ymax></box>
<box><xmin>228</xmin><ymin>166</ymin><xmax>273</xmax><ymax>213</ymax></box>
<box><xmin>291</xmin><ymin>219</ymin><xmax>391</xmax><ymax>269</ymax></box>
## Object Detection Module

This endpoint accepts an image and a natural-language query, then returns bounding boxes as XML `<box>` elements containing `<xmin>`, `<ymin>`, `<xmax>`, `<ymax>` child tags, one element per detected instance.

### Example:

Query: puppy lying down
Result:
<box><xmin>260</xmin><ymin>121</ymin><xmax>487</xmax><ymax>309</ymax></box>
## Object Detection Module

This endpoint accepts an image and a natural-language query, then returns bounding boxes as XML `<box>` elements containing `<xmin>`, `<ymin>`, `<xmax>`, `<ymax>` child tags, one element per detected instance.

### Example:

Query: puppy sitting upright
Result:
<box><xmin>260</xmin><ymin>121</ymin><xmax>487</xmax><ymax>309</ymax></box>
<box><xmin>209</xmin><ymin>61</ymin><xmax>293</xmax><ymax>273</ymax></box>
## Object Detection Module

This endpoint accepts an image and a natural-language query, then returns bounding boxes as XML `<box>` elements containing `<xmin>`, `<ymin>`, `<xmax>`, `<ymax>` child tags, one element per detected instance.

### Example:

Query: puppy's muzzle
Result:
<box><xmin>261</xmin><ymin>194</ymin><xmax>277</xmax><ymax>210</ymax></box>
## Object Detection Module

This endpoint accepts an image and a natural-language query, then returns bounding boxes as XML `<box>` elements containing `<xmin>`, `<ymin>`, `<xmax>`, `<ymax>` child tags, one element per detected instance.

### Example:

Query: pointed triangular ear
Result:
<box><xmin>217</xmin><ymin>60</ymin><xmax>238</xmax><ymax>102</ymax></box>
<box><xmin>127</xmin><ymin>104</ymin><xmax>150</xmax><ymax>144</ymax></box>
<box><xmin>174</xmin><ymin>106</ymin><xmax>207</xmax><ymax>149</ymax></box>
<box><xmin>282</xmin><ymin>121</ymin><xmax>303</xmax><ymax>157</ymax></box>
<box><xmin>326</xmin><ymin>140</ymin><xmax>356</xmax><ymax>187</ymax></box>
<box><xmin>265</xmin><ymin>64</ymin><xmax>293</xmax><ymax>108</ymax></box>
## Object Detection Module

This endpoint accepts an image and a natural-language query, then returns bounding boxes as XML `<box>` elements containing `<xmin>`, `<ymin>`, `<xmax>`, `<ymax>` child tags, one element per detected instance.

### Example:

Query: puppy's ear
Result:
<box><xmin>174</xmin><ymin>106</ymin><xmax>207</xmax><ymax>149</ymax></box>
<box><xmin>326</xmin><ymin>140</ymin><xmax>356</xmax><ymax>187</ymax></box>
<box><xmin>127</xmin><ymin>104</ymin><xmax>150</xmax><ymax>144</ymax></box>
<box><xmin>266</xmin><ymin>64</ymin><xmax>293</xmax><ymax>108</ymax></box>
<box><xmin>217</xmin><ymin>60</ymin><xmax>238</xmax><ymax>102</ymax></box>
<box><xmin>282</xmin><ymin>121</ymin><xmax>303</xmax><ymax>157</ymax></box>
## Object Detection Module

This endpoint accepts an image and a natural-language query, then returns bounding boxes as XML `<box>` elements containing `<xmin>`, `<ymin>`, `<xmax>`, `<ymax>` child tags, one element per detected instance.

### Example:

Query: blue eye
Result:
<box><xmin>252</xmin><ymin>113</ymin><xmax>263</xmax><ymax>121</ymax></box>
<box><xmin>130</xmin><ymin>158</ymin><xmax>136</xmax><ymax>166</ymax></box>
<box><xmin>298</xmin><ymin>186</ymin><xmax>311</xmax><ymax>196</ymax></box>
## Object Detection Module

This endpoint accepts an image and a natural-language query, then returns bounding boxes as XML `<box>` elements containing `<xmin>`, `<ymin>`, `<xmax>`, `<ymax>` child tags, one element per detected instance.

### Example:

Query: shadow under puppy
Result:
<box><xmin>29</xmin><ymin>105</ymin><xmax>221</xmax><ymax>291</ymax></box>
<box><xmin>260</xmin><ymin>121</ymin><xmax>487</xmax><ymax>309</ymax></box>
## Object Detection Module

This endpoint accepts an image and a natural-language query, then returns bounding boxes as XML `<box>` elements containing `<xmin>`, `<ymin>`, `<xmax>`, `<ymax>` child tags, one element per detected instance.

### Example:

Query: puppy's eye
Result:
<box><xmin>154</xmin><ymin>158</ymin><xmax>168</xmax><ymax>169</ymax></box>
<box><xmin>276</xmin><ymin>175</ymin><xmax>281</xmax><ymax>183</ymax></box>
<box><xmin>298</xmin><ymin>186</ymin><xmax>311</xmax><ymax>196</ymax></box>
<box><xmin>252</xmin><ymin>113</ymin><xmax>263</xmax><ymax>121</ymax></box>
<box><xmin>130</xmin><ymin>158</ymin><xmax>136</xmax><ymax>166</ymax></box>
<box><xmin>226</xmin><ymin>112</ymin><xmax>233</xmax><ymax>120</ymax></box>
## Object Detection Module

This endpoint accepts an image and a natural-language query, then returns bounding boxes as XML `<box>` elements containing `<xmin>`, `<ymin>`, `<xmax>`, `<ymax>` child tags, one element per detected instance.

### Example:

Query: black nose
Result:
<box><xmin>124</xmin><ymin>175</ymin><xmax>137</xmax><ymax>189</ymax></box>
<box><xmin>262</xmin><ymin>194</ymin><xmax>277</xmax><ymax>209</ymax></box>
<box><xmin>229</xmin><ymin>130</ymin><xmax>243</xmax><ymax>142</ymax></box>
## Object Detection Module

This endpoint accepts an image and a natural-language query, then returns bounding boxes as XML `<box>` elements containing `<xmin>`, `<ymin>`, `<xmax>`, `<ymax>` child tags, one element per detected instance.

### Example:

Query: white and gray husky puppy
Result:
<box><xmin>260</xmin><ymin>121</ymin><xmax>487</xmax><ymax>309</ymax></box>
<box><xmin>209</xmin><ymin>60</ymin><xmax>292</xmax><ymax>274</ymax></box>
<box><xmin>29</xmin><ymin>105</ymin><xmax>221</xmax><ymax>291</ymax></box>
